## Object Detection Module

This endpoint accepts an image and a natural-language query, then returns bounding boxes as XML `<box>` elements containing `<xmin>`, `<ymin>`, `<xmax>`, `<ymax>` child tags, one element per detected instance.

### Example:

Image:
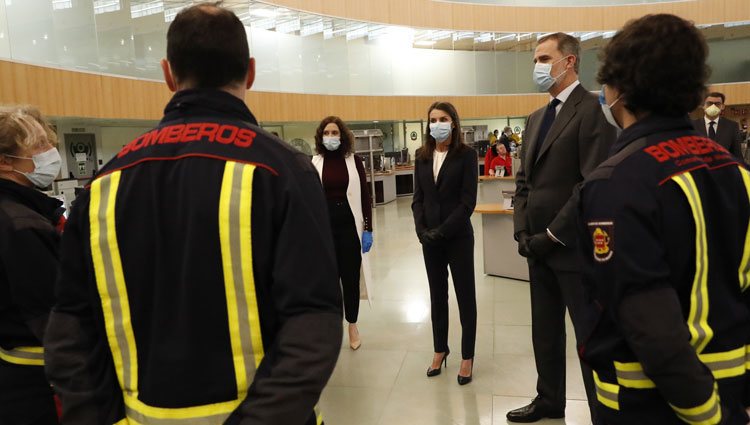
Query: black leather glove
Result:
<box><xmin>516</xmin><ymin>231</ymin><xmax>533</xmax><ymax>258</ymax></box>
<box><xmin>419</xmin><ymin>228</ymin><xmax>445</xmax><ymax>246</ymax></box>
<box><xmin>528</xmin><ymin>232</ymin><xmax>557</xmax><ymax>258</ymax></box>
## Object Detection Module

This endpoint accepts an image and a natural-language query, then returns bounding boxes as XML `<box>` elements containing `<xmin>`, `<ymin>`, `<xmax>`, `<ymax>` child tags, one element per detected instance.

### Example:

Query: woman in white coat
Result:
<box><xmin>312</xmin><ymin>116</ymin><xmax>373</xmax><ymax>350</ymax></box>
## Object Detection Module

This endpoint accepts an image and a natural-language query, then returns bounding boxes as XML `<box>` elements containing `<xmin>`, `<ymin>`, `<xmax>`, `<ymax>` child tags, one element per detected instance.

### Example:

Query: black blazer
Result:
<box><xmin>691</xmin><ymin>117</ymin><xmax>743</xmax><ymax>158</ymax></box>
<box><xmin>514</xmin><ymin>84</ymin><xmax>615</xmax><ymax>272</ymax></box>
<box><xmin>412</xmin><ymin>146</ymin><xmax>478</xmax><ymax>239</ymax></box>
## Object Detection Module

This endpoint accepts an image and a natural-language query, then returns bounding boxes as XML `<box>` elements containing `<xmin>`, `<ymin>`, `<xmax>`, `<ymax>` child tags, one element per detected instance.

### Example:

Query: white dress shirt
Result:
<box><xmin>433</xmin><ymin>150</ymin><xmax>448</xmax><ymax>183</ymax></box>
<box><xmin>550</xmin><ymin>80</ymin><xmax>581</xmax><ymax>117</ymax></box>
<box><xmin>704</xmin><ymin>116</ymin><xmax>720</xmax><ymax>136</ymax></box>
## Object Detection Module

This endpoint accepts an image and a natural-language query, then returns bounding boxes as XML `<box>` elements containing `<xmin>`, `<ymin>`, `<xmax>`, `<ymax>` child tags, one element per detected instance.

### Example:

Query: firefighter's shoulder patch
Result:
<box><xmin>588</xmin><ymin>221</ymin><xmax>614</xmax><ymax>263</ymax></box>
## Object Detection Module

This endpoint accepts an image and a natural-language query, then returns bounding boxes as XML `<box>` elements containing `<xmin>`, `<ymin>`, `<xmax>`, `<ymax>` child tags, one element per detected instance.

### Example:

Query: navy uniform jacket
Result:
<box><xmin>44</xmin><ymin>89</ymin><xmax>343</xmax><ymax>425</ymax></box>
<box><xmin>578</xmin><ymin>115</ymin><xmax>750</xmax><ymax>425</ymax></box>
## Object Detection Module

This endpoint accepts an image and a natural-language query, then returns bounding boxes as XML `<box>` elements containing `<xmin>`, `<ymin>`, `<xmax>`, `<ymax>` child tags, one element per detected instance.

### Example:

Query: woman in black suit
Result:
<box><xmin>412</xmin><ymin>101</ymin><xmax>478</xmax><ymax>385</ymax></box>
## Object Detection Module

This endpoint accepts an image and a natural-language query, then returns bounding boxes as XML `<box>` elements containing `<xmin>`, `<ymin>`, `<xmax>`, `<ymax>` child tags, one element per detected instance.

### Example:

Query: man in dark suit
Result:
<box><xmin>692</xmin><ymin>92</ymin><xmax>744</xmax><ymax>158</ymax></box>
<box><xmin>507</xmin><ymin>33</ymin><xmax>616</xmax><ymax>424</ymax></box>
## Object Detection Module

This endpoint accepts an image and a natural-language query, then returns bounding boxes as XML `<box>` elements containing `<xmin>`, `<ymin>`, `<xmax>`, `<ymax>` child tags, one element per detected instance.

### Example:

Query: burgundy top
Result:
<box><xmin>321</xmin><ymin>150</ymin><xmax>373</xmax><ymax>231</ymax></box>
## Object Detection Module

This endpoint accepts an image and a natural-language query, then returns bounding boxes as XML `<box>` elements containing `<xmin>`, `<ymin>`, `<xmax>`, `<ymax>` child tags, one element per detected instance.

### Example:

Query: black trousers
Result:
<box><xmin>328</xmin><ymin>200</ymin><xmax>362</xmax><ymax>324</ymax></box>
<box><xmin>422</xmin><ymin>235</ymin><xmax>477</xmax><ymax>360</ymax></box>
<box><xmin>528</xmin><ymin>261</ymin><xmax>599</xmax><ymax>423</ymax></box>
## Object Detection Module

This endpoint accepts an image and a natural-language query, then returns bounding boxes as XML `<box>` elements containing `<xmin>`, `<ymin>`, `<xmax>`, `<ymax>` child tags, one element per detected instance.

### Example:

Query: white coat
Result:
<box><xmin>312</xmin><ymin>153</ymin><xmax>372</xmax><ymax>304</ymax></box>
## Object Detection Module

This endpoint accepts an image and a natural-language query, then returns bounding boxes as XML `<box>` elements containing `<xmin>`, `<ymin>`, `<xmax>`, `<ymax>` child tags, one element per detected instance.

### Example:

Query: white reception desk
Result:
<box><xmin>474</xmin><ymin>203</ymin><xmax>529</xmax><ymax>281</ymax></box>
<box><xmin>478</xmin><ymin>175</ymin><xmax>516</xmax><ymax>204</ymax></box>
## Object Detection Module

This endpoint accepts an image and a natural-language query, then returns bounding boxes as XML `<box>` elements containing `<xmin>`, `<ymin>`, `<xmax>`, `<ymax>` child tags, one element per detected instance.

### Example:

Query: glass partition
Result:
<box><xmin>1</xmin><ymin>0</ymin><xmax>748</xmax><ymax>96</ymax></box>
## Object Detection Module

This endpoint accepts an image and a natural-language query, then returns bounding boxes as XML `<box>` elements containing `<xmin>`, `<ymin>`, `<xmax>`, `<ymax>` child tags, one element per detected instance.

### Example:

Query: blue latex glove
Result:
<box><xmin>362</xmin><ymin>231</ymin><xmax>373</xmax><ymax>253</ymax></box>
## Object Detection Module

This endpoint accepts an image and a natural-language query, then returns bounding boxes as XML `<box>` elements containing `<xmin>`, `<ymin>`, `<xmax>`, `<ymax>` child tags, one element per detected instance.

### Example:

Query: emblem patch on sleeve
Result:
<box><xmin>588</xmin><ymin>221</ymin><xmax>614</xmax><ymax>263</ymax></box>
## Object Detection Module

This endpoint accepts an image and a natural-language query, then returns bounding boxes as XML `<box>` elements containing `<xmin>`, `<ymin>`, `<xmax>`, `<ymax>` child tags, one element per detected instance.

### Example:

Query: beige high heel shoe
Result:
<box><xmin>348</xmin><ymin>323</ymin><xmax>361</xmax><ymax>350</ymax></box>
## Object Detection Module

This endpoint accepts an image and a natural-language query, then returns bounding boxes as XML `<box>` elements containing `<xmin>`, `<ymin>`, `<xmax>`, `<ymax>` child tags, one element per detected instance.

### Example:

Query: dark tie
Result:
<box><xmin>708</xmin><ymin>121</ymin><xmax>716</xmax><ymax>140</ymax></box>
<box><xmin>533</xmin><ymin>98</ymin><xmax>562</xmax><ymax>161</ymax></box>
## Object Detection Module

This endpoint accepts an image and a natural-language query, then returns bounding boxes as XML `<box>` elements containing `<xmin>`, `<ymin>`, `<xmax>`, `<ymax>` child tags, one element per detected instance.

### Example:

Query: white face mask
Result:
<box><xmin>705</xmin><ymin>104</ymin><xmax>721</xmax><ymax>119</ymax></box>
<box><xmin>322</xmin><ymin>136</ymin><xmax>341</xmax><ymax>151</ymax></box>
<box><xmin>7</xmin><ymin>148</ymin><xmax>62</xmax><ymax>188</ymax></box>
<box><xmin>599</xmin><ymin>88</ymin><xmax>622</xmax><ymax>130</ymax></box>
<box><xmin>533</xmin><ymin>56</ymin><xmax>569</xmax><ymax>92</ymax></box>
<box><xmin>429</xmin><ymin>121</ymin><xmax>452</xmax><ymax>143</ymax></box>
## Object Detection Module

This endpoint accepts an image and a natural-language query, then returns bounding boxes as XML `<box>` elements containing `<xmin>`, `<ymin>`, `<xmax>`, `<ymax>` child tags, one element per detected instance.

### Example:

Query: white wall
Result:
<box><xmin>100</xmin><ymin>126</ymin><xmax>153</xmax><ymax>163</ymax></box>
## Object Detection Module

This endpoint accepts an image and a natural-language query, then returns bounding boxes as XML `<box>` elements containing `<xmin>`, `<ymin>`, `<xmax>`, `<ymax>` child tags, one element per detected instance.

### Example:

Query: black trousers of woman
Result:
<box><xmin>328</xmin><ymin>200</ymin><xmax>362</xmax><ymax>323</ymax></box>
<box><xmin>422</xmin><ymin>235</ymin><xmax>477</xmax><ymax>360</ymax></box>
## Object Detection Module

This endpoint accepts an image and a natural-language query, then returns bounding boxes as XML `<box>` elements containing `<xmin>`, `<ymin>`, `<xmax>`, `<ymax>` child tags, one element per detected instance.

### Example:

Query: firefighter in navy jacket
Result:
<box><xmin>44</xmin><ymin>5</ymin><xmax>342</xmax><ymax>425</ymax></box>
<box><xmin>578</xmin><ymin>15</ymin><xmax>750</xmax><ymax>425</ymax></box>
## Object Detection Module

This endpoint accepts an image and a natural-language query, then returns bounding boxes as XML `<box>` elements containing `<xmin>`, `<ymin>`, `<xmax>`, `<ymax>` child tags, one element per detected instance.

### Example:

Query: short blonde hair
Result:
<box><xmin>0</xmin><ymin>106</ymin><xmax>58</xmax><ymax>156</ymax></box>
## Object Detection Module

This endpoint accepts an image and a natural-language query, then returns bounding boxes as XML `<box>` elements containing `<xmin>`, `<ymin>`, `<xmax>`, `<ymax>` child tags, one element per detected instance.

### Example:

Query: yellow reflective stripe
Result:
<box><xmin>219</xmin><ymin>162</ymin><xmax>263</xmax><ymax>402</ymax></box>
<box><xmin>670</xmin><ymin>384</ymin><xmax>722</xmax><ymax>425</ymax></box>
<box><xmin>114</xmin><ymin>419</ymin><xmax>129</xmax><ymax>425</ymax></box>
<box><xmin>614</xmin><ymin>346</ymin><xmax>747</xmax><ymax>388</ymax></box>
<box><xmin>0</xmin><ymin>345</ymin><xmax>44</xmax><ymax>366</ymax></box>
<box><xmin>89</xmin><ymin>166</ymin><xmax>264</xmax><ymax>424</ymax></box>
<box><xmin>593</xmin><ymin>371</ymin><xmax>620</xmax><ymax>411</ymax></box>
<box><xmin>315</xmin><ymin>405</ymin><xmax>324</xmax><ymax>425</ymax></box>
<box><xmin>124</xmin><ymin>394</ymin><xmax>239</xmax><ymax>423</ymax></box>
<box><xmin>746</xmin><ymin>345</ymin><xmax>750</xmax><ymax>370</ymax></box>
<box><xmin>613</xmin><ymin>361</ymin><xmax>656</xmax><ymax>389</ymax></box>
<box><xmin>672</xmin><ymin>173</ymin><xmax>713</xmax><ymax>353</ymax></box>
<box><xmin>738</xmin><ymin>167</ymin><xmax>750</xmax><ymax>292</ymax></box>
<box><xmin>91</xmin><ymin>171</ymin><xmax>139</xmax><ymax>393</ymax></box>
<box><xmin>15</xmin><ymin>346</ymin><xmax>43</xmax><ymax>354</ymax></box>
<box><xmin>700</xmin><ymin>346</ymin><xmax>746</xmax><ymax>379</ymax></box>
<box><xmin>239</xmin><ymin>164</ymin><xmax>265</xmax><ymax>368</ymax></box>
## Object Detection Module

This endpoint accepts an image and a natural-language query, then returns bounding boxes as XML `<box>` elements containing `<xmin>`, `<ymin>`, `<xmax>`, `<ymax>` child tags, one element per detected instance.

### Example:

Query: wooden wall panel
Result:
<box><xmin>265</xmin><ymin>0</ymin><xmax>750</xmax><ymax>33</ymax></box>
<box><xmin>2</xmin><ymin>60</ymin><xmax>749</xmax><ymax>123</ymax></box>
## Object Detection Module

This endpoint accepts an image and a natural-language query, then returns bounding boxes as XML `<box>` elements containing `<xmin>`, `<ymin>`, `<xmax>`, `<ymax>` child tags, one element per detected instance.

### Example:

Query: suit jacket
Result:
<box><xmin>514</xmin><ymin>84</ymin><xmax>615</xmax><ymax>272</ymax></box>
<box><xmin>412</xmin><ymin>146</ymin><xmax>478</xmax><ymax>240</ymax></box>
<box><xmin>691</xmin><ymin>117</ymin><xmax>743</xmax><ymax>158</ymax></box>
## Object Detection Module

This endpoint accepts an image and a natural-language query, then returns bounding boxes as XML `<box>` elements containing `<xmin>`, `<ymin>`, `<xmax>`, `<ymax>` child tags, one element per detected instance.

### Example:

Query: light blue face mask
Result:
<box><xmin>533</xmin><ymin>56</ymin><xmax>570</xmax><ymax>92</ymax></box>
<box><xmin>322</xmin><ymin>136</ymin><xmax>341</xmax><ymax>151</ymax></box>
<box><xmin>429</xmin><ymin>121</ymin><xmax>452</xmax><ymax>143</ymax></box>
<box><xmin>599</xmin><ymin>86</ymin><xmax>622</xmax><ymax>130</ymax></box>
<box><xmin>6</xmin><ymin>148</ymin><xmax>62</xmax><ymax>188</ymax></box>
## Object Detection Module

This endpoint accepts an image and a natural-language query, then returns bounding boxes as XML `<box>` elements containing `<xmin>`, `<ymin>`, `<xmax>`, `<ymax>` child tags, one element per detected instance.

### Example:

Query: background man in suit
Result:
<box><xmin>692</xmin><ymin>92</ymin><xmax>744</xmax><ymax>158</ymax></box>
<box><xmin>507</xmin><ymin>32</ymin><xmax>616</xmax><ymax>424</ymax></box>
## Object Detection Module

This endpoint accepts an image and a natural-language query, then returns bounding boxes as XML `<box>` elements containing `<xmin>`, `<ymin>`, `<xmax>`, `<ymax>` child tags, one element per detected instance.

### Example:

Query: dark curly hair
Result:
<box><xmin>314</xmin><ymin>116</ymin><xmax>355</xmax><ymax>156</ymax></box>
<box><xmin>597</xmin><ymin>14</ymin><xmax>710</xmax><ymax>117</ymax></box>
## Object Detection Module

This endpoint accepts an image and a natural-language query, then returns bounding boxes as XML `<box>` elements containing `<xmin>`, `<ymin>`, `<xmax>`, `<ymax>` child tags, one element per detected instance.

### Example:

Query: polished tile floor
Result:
<box><xmin>319</xmin><ymin>197</ymin><xmax>591</xmax><ymax>425</ymax></box>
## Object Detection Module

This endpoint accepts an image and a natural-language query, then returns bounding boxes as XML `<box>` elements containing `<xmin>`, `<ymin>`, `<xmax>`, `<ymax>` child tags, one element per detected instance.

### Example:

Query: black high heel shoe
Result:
<box><xmin>426</xmin><ymin>350</ymin><xmax>449</xmax><ymax>377</ymax></box>
<box><xmin>457</xmin><ymin>358</ymin><xmax>473</xmax><ymax>385</ymax></box>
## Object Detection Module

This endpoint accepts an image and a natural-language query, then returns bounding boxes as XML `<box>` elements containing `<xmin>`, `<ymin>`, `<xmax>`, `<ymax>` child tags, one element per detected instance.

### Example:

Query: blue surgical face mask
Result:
<box><xmin>599</xmin><ymin>87</ymin><xmax>622</xmax><ymax>130</ymax></box>
<box><xmin>322</xmin><ymin>136</ymin><xmax>341</xmax><ymax>151</ymax></box>
<box><xmin>429</xmin><ymin>121</ymin><xmax>452</xmax><ymax>143</ymax></box>
<box><xmin>7</xmin><ymin>148</ymin><xmax>62</xmax><ymax>188</ymax></box>
<box><xmin>533</xmin><ymin>56</ymin><xmax>570</xmax><ymax>92</ymax></box>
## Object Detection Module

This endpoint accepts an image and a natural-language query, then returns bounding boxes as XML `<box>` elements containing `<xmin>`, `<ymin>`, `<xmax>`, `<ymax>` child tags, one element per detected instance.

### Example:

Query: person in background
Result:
<box><xmin>412</xmin><ymin>101</ymin><xmax>478</xmax><ymax>385</ymax></box>
<box><xmin>44</xmin><ymin>4</ymin><xmax>342</xmax><ymax>424</ymax></box>
<box><xmin>485</xmin><ymin>129</ymin><xmax>500</xmax><ymax>175</ymax></box>
<box><xmin>489</xmin><ymin>129</ymin><xmax>499</xmax><ymax>146</ymax></box>
<box><xmin>580</xmin><ymin>13</ymin><xmax>749</xmax><ymax>424</ymax></box>
<box><xmin>692</xmin><ymin>92</ymin><xmax>744</xmax><ymax>158</ymax></box>
<box><xmin>489</xmin><ymin>142</ymin><xmax>512</xmax><ymax>177</ymax></box>
<box><xmin>0</xmin><ymin>106</ymin><xmax>63</xmax><ymax>425</ymax></box>
<box><xmin>499</xmin><ymin>126</ymin><xmax>514</xmax><ymax>150</ymax></box>
<box><xmin>508</xmin><ymin>31</ymin><xmax>616</xmax><ymax>423</ymax></box>
<box><xmin>312</xmin><ymin>116</ymin><xmax>373</xmax><ymax>351</ymax></box>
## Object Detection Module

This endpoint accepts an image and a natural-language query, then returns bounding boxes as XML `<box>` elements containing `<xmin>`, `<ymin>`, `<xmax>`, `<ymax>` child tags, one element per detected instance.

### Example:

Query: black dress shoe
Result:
<box><xmin>426</xmin><ymin>350</ymin><xmax>449</xmax><ymax>377</ymax></box>
<box><xmin>506</xmin><ymin>398</ymin><xmax>565</xmax><ymax>423</ymax></box>
<box><xmin>457</xmin><ymin>358</ymin><xmax>473</xmax><ymax>385</ymax></box>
